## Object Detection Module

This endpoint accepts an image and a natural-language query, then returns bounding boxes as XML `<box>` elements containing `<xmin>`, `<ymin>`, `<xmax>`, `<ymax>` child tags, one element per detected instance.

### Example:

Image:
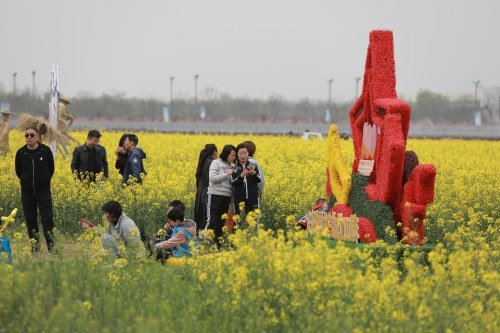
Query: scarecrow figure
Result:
<box><xmin>57</xmin><ymin>95</ymin><xmax>79</xmax><ymax>157</ymax></box>
<box><xmin>17</xmin><ymin>113</ymin><xmax>65</xmax><ymax>152</ymax></box>
<box><xmin>0</xmin><ymin>106</ymin><xmax>14</xmax><ymax>154</ymax></box>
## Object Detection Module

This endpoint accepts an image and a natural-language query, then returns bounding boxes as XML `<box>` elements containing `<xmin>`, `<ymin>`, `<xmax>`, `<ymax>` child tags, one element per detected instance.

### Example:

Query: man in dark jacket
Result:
<box><xmin>15</xmin><ymin>127</ymin><xmax>55</xmax><ymax>253</ymax></box>
<box><xmin>71</xmin><ymin>130</ymin><xmax>108</xmax><ymax>182</ymax></box>
<box><xmin>122</xmin><ymin>134</ymin><xmax>147</xmax><ymax>185</ymax></box>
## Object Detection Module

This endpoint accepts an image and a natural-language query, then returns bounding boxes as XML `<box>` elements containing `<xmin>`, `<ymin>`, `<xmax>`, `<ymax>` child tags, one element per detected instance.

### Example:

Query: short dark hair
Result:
<box><xmin>236</xmin><ymin>143</ymin><xmax>248</xmax><ymax>154</ymax></box>
<box><xmin>219</xmin><ymin>145</ymin><xmax>236</xmax><ymax>163</ymax></box>
<box><xmin>25</xmin><ymin>126</ymin><xmax>39</xmax><ymax>133</ymax></box>
<box><xmin>102</xmin><ymin>201</ymin><xmax>123</xmax><ymax>218</ymax></box>
<box><xmin>168</xmin><ymin>200</ymin><xmax>185</xmax><ymax>212</ymax></box>
<box><xmin>87</xmin><ymin>130</ymin><xmax>101</xmax><ymax>139</ymax></box>
<box><xmin>127</xmin><ymin>134</ymin><xmax>139</xmax><ymax>146</ymax></box>
<box><xmin>243</xmin><ymin>141</ymin><xmax>256</xmax><ymax>156</ymax></box>
<box><xmin>315</xmin><ymin>198</ymin><xmax>328</xmax><ymax>205</ymax></box>
<box><xmin>167</xmin><ymin>207</ymin><xmax>184</xmax><ymax>222</ymax></box>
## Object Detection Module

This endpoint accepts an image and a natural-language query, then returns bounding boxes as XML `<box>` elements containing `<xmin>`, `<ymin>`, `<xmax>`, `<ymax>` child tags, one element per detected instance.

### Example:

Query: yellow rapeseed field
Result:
<box><xmin>0</xmin><ymin>130</ymin><xmax>498</xmax><ymax>332</ymax></box>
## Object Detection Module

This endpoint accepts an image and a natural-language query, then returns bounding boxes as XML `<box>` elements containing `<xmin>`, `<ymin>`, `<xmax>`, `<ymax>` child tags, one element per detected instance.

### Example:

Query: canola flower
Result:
<box><xmin>0</xmin><ymin>131</ymin><xmax>497</xmax><ymax>244</ymax></box>
<box><xmin>0</xmin><ymin>131</ymin><xmax>498</xmax><ymax>332</ymax></box>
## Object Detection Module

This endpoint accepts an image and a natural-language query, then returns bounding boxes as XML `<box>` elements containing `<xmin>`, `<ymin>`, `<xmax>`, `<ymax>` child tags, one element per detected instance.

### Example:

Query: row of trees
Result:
<box><xmin>0</xmin><ymin>87</ymin><xmax>485</xmax><ymax>124</ymax></box>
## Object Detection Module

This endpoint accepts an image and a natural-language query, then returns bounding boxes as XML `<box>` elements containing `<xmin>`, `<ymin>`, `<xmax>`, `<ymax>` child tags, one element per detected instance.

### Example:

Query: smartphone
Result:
<box><xmin>79</xmin><ymin>219</ymin><xmax>95</xmax><ymax>230</ymax></box>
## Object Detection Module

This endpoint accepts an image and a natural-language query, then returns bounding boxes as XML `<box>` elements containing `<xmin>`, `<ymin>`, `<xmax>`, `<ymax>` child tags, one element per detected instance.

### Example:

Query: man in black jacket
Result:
<box><xmin>71</xmin><ymin>130</ymin><xmax>108</xmax><ymax>182</ymax></box>
<box><xmin>15</xmin><ymin>127</ymin><xmax>55</xmax><ymax>253</ymax></box>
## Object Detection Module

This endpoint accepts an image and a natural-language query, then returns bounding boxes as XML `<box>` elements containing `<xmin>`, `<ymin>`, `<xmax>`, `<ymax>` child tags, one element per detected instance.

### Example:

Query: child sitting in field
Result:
<box><xmin>153</xmin><ymin>200</ymin><xmax>195</xmax><ymax>260</ymax></box>
<box><xmin>153</xmin><ymin>201</ymin><xmax>188</xmax><ymax>241</ymax></box>
<box><xmin>155</xmin><ymin>207</ymin><xmax>197</xmax><ymax>259</ymax></box>
<box><xmin>297</xmin><ymin>198</ymin><xmax>329</xmax><ymax>230</ymax></box>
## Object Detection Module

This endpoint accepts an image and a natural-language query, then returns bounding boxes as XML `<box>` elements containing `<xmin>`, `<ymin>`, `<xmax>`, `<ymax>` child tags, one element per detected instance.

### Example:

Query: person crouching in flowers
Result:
<box><xmin>100</xmin><ymin>201</ymin><xmax>145</xmax><ymax>257</ymax></box>
<box><xmin>155</xmin><ymin>207</ymin><xmax>197</xmax><ymax>259</ymax></box>
<box><xmin>153</xmin><ymin>200</ymin><xmax>195</xmax><ymax>262</ymax></box>
<box><xmin>297</xmin><ymin>198</ymin><xmax>329</xmax><ymax>230</ymax></box>
<box><xmin>230</xmin><ymin>143</ymin><xmax>262</xmax><ymax>216</ymax></box>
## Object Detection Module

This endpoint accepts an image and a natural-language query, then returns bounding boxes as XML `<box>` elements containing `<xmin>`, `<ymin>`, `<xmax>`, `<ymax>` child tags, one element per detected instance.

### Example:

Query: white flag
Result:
<box><xmin>48</xmin><ymin>64</ymin><xmax>59</xmax><ymax>157</ymax></box>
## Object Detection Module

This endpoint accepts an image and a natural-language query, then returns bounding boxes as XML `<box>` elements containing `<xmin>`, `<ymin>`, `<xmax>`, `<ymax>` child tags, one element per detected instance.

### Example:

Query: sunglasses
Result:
<box><xmin>25</xmin><ymin>133</ymin><xmax>36</xmax><ymax>138</ymax></box>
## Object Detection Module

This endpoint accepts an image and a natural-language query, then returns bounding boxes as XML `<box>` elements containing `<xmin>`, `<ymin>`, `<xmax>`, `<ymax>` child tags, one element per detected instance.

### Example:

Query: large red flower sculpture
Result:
<box><xmin>347</xmin><ymin>30</ymin><xmax>437</xmax><ymax>245</ymax></box>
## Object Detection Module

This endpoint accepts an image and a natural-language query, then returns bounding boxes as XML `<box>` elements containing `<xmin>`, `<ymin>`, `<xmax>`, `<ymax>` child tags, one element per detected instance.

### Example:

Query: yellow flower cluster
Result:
<box><xmin>0</xmin><ymin>130</ymin><xmax>330</xmax><ymax>234</ymax></box>
<box><xmin>0</xmin><ymin>130</ymin><xmax>498</xmax><ymax>331</ymax></box>
<box><xmin>326</xmin><ymin>124</ymin><xmax>351</xmax><ymax>204</ymax></box>
<box><xmin>0</xmin><ymin>130</ymin><xmax>497</xmax><ymax>242</ymax></box>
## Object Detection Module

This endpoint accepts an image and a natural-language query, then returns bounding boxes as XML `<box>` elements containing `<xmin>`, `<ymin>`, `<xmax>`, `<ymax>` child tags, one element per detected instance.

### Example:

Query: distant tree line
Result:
<box><xmin>0</xmin><ymin>87</ymin><xmax>481</xmax><ymax>124</ymax></box>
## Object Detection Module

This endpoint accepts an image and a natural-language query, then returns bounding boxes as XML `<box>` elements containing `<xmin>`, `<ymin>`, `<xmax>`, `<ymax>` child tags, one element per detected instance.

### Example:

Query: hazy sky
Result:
<box><xmin>1</xmin><ymin>0</ymin><xmax>498</xmax><ymax>102</ymax></box>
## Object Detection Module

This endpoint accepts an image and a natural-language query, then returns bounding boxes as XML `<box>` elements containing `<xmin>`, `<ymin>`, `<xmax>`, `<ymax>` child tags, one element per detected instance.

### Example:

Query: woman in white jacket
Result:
<box><xmin>206</xmin><ymin>144</ymin><xmax>236</xmax><ymax>247</ymax></box>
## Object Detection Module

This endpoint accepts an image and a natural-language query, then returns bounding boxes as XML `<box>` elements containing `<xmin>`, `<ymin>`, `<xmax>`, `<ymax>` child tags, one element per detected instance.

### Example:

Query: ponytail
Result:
<box><xmin>195</xmin><ymin>144</ymin><xmax>217</xmax><ymax>181</ymax></box>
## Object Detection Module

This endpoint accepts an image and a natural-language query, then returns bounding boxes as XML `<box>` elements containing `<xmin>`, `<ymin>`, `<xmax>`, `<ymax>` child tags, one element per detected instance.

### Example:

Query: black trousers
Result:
<box><xmin>234</xmin><ymin>197</ymin><xmax>259</xmax><ymax>215</ymax></box>
<box><xmin>207</xmin><ymin>194</ymin><xmax>231</xmax><ymax>246</ymax></box>
<box><xmin>21</xmin><ymin>190</ymin><xmax>55</xmax><ymax>251</ymax></box>
<box><xmin>152</xmin><ymin>233</ymin><xmax>172</xmax><ymax>262</ymax></box>
<box><xmin>194</xmin><ymin>187</ymin><xmax>209</xmax><ymax>231</ymax></box>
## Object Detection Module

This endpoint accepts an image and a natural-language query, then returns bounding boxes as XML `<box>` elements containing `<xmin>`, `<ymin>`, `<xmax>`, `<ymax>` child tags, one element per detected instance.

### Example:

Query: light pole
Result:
<box><xmin>327</xmin><ymin>79</ymin><xmax>334</xmax><ymax>109</ymax></box>
<box><xmin>355</xmin><ymin>77</ymin><xmax>361</xmax><ymax>100</ymax></box>
<box><xmin>194</xmin><ymin>74</ymin><xmax>199</xmax><ymax>106</ymax></box>
<box><xmin>473</xmin><ymin>80</ymin><xmax>481</xmax><ymax>112</ymax></box>
<box><xmin>472</xmin><ymin>80</ymin><xmax>481</xmax><ymax>126</ymax></box>
<box><xmin>169</xmin><ymin>76</ymin><xmax>175</xmax><ymax>113</ymax></box>
<box><xmin>325</xmin><ymin>79</ymin><xmax>334</xmax><ymax>123</ymax></box>
<box><xmin>13</xmin><ymin>72</ymin><xmax>17</xmax><ymax>97</ymax></box>
<box><xmin>32</xmin><ymin>70</ymin><xmax>36</xmax><ymax>98</ymax></box>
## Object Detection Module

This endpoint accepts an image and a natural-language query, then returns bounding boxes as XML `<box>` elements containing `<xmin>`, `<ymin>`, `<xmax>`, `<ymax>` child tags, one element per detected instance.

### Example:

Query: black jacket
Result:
<box><xmin>115</xmin><ymin>153</ymin><xmax>127</xmax><ymax>175</ymax></box>
<box><xmin>71</xmin><ymin>143</ymin><xmax>109</xmax><ymax>178</ymax></box>
<box><xmin>230</xmin><ymin>160</ymin><xmax>261</xmax><ymax>200</ymax></box>
<box><xmin>15</xmin><ymin>144</ymin><xmax>55</xmax><ymax>192</ymax></box>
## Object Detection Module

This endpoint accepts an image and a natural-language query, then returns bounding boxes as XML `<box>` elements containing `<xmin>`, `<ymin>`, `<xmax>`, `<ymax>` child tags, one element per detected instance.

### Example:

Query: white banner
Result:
<box><xmin>48</xmin><ymin>64</ymin><xmax>59</xmax><ymax>157</ymax></box>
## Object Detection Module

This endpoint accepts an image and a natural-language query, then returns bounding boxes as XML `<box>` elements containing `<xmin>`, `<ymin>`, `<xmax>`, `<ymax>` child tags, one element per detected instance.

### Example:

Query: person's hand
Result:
<box><xmin>224</xmin><ymin>168</ymin><xmax>234</xmax><ymax>176</ymax></box>
<box><xmin>116</xmin><ymin>146</ymin><xmax>126</xmax><ymax>154</ymax></box>
<box><xmin>247</xmin><ymin>166</ymin><xmax>256</xmax><ymax>175</ymax></box>
<box><xmin>240</xmin><ymin>169</ymin><xmax>249</xmax><ymax>177</ymax></box>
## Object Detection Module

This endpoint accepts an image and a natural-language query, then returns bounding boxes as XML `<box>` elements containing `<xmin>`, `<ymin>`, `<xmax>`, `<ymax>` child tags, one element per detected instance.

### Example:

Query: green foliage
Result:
<box><xmin>0</xmin><ymin>88</ymin><xmax>348</xmax><ymax>123</ymax></box>
<box><xmin>348</xmin><ymin>174</ymin><xmax>398</xmax><ymax>244</ymax></box>
<box><xmin>0</xmin><ymin>87</ymin><xmax>479</xmax><ymax>123</ymax></box>
<box><xmin>412</xmin><ymin>89</ymin><xmax>472</xmax><ymax>123</ymax></box>
<box><xmin>414</xmin><ymin>89</ymin><xmax>452</xmax><ymax>120</ymax></box>
<box><xmin>1</xmin><ymin>230</ymin><xmax>497</xmax><ymax>333</ymax></box>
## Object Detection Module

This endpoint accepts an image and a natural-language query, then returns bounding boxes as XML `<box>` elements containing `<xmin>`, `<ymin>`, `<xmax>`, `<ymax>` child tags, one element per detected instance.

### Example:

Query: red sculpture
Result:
<box><xmin>348</xmin><ymin>30</ymin><xmax>436</xmax><ymax>245</ymax></box>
